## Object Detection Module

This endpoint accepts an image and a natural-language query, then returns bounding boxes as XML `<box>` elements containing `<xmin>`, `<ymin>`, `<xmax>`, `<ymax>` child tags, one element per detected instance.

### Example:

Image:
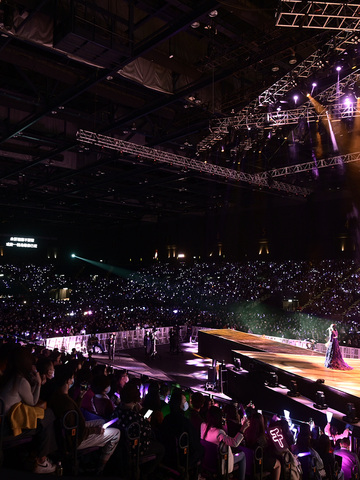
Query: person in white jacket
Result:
<box><xmin>200</xmin><ymin>405</ymin><xmax>248</xmax><ymax>479</ymax></box>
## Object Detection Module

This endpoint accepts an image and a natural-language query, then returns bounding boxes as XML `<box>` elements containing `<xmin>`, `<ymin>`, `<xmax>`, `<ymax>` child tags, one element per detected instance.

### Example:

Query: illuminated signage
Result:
<box><xmin>6</xmin><ymin>237</ymin><xmax>38</xmax><ymax>249</ymax></box>
<box><xmin>269</xmin><ymin>428</ymin><xmax>284</xmax><ymax>448</ymax></box>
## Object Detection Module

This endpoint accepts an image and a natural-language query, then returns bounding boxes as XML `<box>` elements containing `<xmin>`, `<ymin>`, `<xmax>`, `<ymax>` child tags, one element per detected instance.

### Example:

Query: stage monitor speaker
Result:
<box><xmin>208</xmin><ymin>367</ymin><xmax>217</xmax><ymax>384</ymax></box>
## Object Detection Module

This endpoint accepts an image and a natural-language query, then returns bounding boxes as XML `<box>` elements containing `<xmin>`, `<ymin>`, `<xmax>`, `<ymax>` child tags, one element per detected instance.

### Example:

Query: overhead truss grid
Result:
<box><xmin>276</xmin><ymin>1</ymin><xmax>360</xmax><ymax>30</ymax></box>
<box><xmin>77</xmin><ymin>130</ymin><xmax>312</xmax><ymax>197</ymax></box>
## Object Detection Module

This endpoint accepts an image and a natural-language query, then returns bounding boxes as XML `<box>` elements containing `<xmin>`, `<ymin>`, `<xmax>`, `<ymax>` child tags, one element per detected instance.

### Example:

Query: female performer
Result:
<box><xmin>325</xmin><ymin>324</ymin><xmax>353</xmax><ymax>370</ymax></box>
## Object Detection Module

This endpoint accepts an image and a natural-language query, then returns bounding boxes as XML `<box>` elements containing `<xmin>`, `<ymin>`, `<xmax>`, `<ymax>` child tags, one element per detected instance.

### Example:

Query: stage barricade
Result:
<box><xmin>44</xmin><ymin>326</ymin><xmax>188</xmax><ymax>354</ymax></box>
<box><xmin>266</xmin><ymin>335</ymin><xmax>360</xmax><ymax>359</ymax></box>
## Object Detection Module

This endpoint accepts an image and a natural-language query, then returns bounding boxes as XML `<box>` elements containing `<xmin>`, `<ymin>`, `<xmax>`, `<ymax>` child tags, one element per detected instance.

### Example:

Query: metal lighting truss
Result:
<box><xmin>254</xmin><ymin>151</ymin><xmax>360</xmax><ymax>181</ymax></box>
<box><xmin>316</xmin><ymin>69</ymin><xmax>360</xmax><ymax>104</ymax></box>
<box><xmin>77</xmin><ymin>129</ymin><xmax>311</xmax><ymax>196</ymax></box>
<box><xmin>220</xmin><ymin>100</ymin><xmax>360</xmax><ymax>129</ymax></box>
<box><xmin>276</xmin><ymin>1</ymin><xmax>360</xmax><ymax>31</ymax></box>
<box><xmin>197</xmin><ymin>30</ymin><xmax>356</xmax><ymax>151</ymax></box>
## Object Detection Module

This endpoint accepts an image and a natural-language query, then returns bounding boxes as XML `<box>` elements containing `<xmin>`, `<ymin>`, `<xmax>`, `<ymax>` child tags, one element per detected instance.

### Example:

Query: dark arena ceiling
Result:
<box><xmin>1</xmin><ymin>0</ymin><xmax>360</xmax><ymax>258</ymax></box>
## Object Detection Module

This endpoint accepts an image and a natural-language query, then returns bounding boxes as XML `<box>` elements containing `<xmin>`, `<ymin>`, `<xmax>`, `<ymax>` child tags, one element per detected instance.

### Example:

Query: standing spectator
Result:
<box><xmin>107</xmin><ymin>334</ymin><xmax>116</xmax><ymax>361</ymax></box>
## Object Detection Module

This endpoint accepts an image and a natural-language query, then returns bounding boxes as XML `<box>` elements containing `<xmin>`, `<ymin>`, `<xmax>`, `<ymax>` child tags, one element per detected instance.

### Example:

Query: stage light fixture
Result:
<box><xmin>343</xmin><ymin>403</ymin><xmax>359</xmax><ymax>424</ymax></box>
<box><xmin>267</xmin><ymin>371</ymin><xmax>278</xmax><ymax>388</ymax></box>
<box><xmin>287</xmin><ymin>379</ymin><xmax>300</xmax><ymax>397</ymax></box>
<box><xmin>71</xmin><ymin>253</ymin><xmax>76</xmax><ymax>258</ymax></box>
<box><xmin>314</xmin><ymin>390</ymin><xmax>327</xmax><ymax>410</ymax></box>
<box><xmin>233</xmin><ymin>357</ymin><xmax>241</xmax><ymax>371</ymax></box>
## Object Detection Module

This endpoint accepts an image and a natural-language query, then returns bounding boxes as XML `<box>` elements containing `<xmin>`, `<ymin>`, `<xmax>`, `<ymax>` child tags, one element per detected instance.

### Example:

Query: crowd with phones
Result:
<box><xmin>1</xmin><ymin>340</ymin><xmax>359</xmax><ymax>479</ymax></box>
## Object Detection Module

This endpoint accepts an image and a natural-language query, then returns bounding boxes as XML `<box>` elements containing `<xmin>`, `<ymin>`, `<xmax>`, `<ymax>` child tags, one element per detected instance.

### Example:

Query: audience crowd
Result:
<box><xmin>1</xmin><ymin>260</ymin><xmax>360</xmax><ymax>346</ymax></box>
<box><xmin>1</xmin><ymin>259</ymin><xmax>360</xmax><ymax>477</ymax></box>
<box><xmin>0</xmin><ymin>342</ymin><xmax>359</xmax><ymax>479</ymax></box>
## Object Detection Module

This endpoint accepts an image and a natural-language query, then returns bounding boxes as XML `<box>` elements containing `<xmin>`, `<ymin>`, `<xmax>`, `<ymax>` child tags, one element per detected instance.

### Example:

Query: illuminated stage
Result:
<box><xmin>198</xmin><ymin>329</ymin><xmax>360</xmax><ymax>429</ymax></box>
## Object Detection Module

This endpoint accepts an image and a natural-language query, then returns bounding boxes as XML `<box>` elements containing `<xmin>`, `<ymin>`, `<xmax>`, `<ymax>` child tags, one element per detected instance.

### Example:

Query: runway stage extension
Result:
<box><xmin>198</xmin><ymin>329</ymin><xmax>360</xmax><ymax>405</ymax></box>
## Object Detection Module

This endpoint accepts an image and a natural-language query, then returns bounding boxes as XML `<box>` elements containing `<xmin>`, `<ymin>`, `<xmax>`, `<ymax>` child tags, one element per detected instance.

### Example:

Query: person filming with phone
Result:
<box><xmin>113</xmin><ymin>381</ymin><xmax>165</xmax><ymax>478</ymax></box>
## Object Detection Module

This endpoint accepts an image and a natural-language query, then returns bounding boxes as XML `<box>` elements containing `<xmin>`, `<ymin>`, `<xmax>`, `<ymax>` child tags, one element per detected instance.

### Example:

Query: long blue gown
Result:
<box><xmin>324</xmin><ymin>330</ymin><xmax>353</xmax><ymax>370</ymax></box>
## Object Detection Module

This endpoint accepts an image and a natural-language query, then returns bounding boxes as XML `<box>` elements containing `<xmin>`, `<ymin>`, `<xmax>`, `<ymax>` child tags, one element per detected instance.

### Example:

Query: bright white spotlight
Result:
<box><xmin>71</xmin><ymin>253</ymin><xmax>76</xmax><ymax>258</ymax></box>
<box><xmin>336</xmin><ymin>66</ymin><xmax>342</xmax><ymax>72</ymax></box>
<box><xmin>293</xmin><ymin>95</ymin><xmax>299</xmax><ymax>104</ymax></box>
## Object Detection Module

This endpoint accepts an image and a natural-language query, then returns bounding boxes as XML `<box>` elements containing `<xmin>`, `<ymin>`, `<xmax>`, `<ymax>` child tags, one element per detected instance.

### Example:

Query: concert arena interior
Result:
<box><xmin>3</xmin><ymin>1</ymin><xmax>360</xmax><ymax>479</ymax></box>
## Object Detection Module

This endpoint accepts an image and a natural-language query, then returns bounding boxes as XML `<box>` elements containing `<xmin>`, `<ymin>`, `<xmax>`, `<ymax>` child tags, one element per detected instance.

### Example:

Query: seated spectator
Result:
<box><xmin>48</xmin><ymin>364</ymin><xmax>120</xmax><ymax>475</ymax></box>
<box><xmin>334</xmin><ymin>437</ymin><xmax>360</xmax><ymax>480</ymax></box>
<box><xmin>141</xmin><ymin>380</ymin><xmax>164</xmax><ymax>433</ymax></box>
<box><xmin>317</xmin><ymin>433</ymin><xmax>344</xmax><ymax>480</ymax></box>
<box><xmin>159</xmin><ymin>382</ymin><xmax>171</xmax><ymax>418</ymax></box>
<box><xmin>37</xmin><ymin>358</ymin><xmax>55</xmax><ymax>403</ymax></box>
<box><xmin>187</xmin><ymin>391</ymin><xmax>205</xmax><ymax>437</ymax></box>
<box><xmin>199</xmin><ymin>395</ymin><xmax>214</xmax><ymax>421</ymax></box>
<box><xmin>114</xmin><ymin>381</ymin><xmax>164</xmax><ymax>478</ymax></box>
<box><xmin>71</xmin><ymin>366</ymin><xmax>98</xmax><ymax>420</ymax></box>
<box><xmin>160</xmin><ymin>387</ymin><xmax>202</xmax><ymax>475</ymax></box>
<box><xmin>110</xmin><ymin>369</ymin><xmax>129</xmax><ymax>406</ymax></box>
<box><xmin>49</xmin><ymin>350</ymin><xmax>62</xmax><ymax>367</ymax></box>
<box><xmin>245</xmin><ymin>412</ymin><xmax>281</xmax><ymax>480</ymax></box>
<box><xmin>293</xmin><ymin>424</ymin><xmax>326</xmax><ymax>479</ymax></box>
<box><xmin>201</xmin><ymin>405</ymin><xmax>247</xmax><ymax>480</ymax></box>
<box><xmin>223</xmin><ymin>403</ymin><xmax>243</xmax><ymax>438</ymax></box>
<box><xmin>324</xmin><ymin>421</ymin><xmax>350</xmax><ymax>446</ymax></box>
<box><xmin>91</xmin><ymin>374</ymin><xmax>115</xmax><ymax>420</ymax></box>
<box><xmin>0</xmin><ymin>344</ymin><xmax>57</xmax><ymax>474</ymax></box>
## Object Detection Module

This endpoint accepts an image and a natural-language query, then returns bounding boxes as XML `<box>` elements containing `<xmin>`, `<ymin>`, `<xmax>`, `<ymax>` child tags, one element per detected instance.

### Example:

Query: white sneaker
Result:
<box><xmin>34</xmin><ymin>458</ymin><xmax>57</xmax><ymax>474</ymax></box>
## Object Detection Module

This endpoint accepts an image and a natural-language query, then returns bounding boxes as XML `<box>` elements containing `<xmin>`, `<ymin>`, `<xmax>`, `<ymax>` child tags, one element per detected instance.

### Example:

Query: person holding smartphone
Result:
<box><xmin>113</xmin><ymin>381</ymin><xmax>165</xmax><ymax>477</ymax></box>
<box><xmin>49</xmin><ymin>364</ymin><xmax>120</xmax><ymax>476</ymax></box>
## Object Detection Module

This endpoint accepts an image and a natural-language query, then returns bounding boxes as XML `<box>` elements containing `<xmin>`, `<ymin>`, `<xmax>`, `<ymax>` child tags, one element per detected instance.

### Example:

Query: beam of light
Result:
<box><xmin>70</xmin><ymin>254</ymin><xmax>139</xmax><ymax>280</ymax></box>
<box><xmin>326</xmin><ymin>111</ymin><xmax>340</xmax><ymax>154</ymax></box>
<box><xmin>314</xmin><ymin>122</ymin><xmax>323</xmax><ymax>160</ymax></box>
<box><xmin>311</xmin><ymin>82</ymin><xmax>317</xmax><ymax>95</ymax></box>
<box><xmin>350</xmin><ymin>98</ymin><xmax>360</xmax><ymax>153</ymax></box>
<box><xmin>307</xmin><ymin>118</ymin><xmax>319</xmax><ymax>179</ymax></box>
<box><xmin>307</xmin><ymin>94</ymin><xmax>343</xmax><ymax>167</ymax></box>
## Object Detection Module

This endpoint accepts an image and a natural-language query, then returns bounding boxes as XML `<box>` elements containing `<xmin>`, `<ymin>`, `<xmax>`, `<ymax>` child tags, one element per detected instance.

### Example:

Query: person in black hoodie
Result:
<box><xmin>160</xmin><ymin>387</ymin><xmax>202</xmax><ymax>475</ymax></box>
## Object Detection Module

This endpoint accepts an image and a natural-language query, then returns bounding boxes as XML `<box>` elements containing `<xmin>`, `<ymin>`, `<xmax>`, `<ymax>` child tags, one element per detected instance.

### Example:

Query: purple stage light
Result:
<box><xmin>336</xmin><ymin>66</ymin><xmax>342</xmax><ymax>72</ymax></box>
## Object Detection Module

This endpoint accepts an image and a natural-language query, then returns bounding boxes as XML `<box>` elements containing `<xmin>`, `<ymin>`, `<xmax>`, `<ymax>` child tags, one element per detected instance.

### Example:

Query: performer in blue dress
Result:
<box><xmin>325</xmin><ymin>324</ymin><xmax>353</xmax><ymax>370</ymax></box>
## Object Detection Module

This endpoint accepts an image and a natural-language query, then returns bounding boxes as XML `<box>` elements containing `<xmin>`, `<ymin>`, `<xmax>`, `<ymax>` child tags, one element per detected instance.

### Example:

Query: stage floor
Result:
<box><xmin>200</xmin><ymin>328</ymin><xmax>322</xmax><ymax>355</ymax></box>
<box><xmin>234</xmin><ymin>350</ymin><xmax>360</xmax><ymax>398</ymax></box>
<box><xmin>198</xmin><ymin>329</ymin><xmax>360</xmax><ymax>400</ymax></box>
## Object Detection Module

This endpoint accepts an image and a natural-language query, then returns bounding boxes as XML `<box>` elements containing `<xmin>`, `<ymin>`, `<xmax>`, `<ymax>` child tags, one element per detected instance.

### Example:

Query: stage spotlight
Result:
<box><xmin>71</xmin><ymin>253</ymin><xmax>76</xmax><ymax>258</ymax></box>
<box><xmin>287</xmin><ymin>379</ymin><xmax>300</xmax><ymax>397</ymax></box>
<box><xmin>343</xmin><ymin>403</ymin><xmax>359</xmax><ymax>423</ymax></box>
<box><xmin>314</xmin><ymin>391</ymin><xmax>328</xmax><ymax>410</ymax></box>
<box><xmin>267</xmin><ymin>371</ymin><xmax>278</xmax><ymax>388</ymax></box>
